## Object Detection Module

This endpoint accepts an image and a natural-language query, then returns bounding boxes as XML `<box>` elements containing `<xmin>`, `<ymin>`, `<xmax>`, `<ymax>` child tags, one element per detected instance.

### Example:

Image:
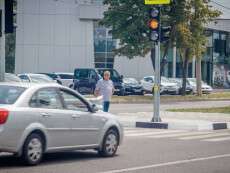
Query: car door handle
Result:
<box><xmin>72</xmin><ymin>114</ymin><xmax>81</xmax><ymax>119</ymax></box>
<box><xmin>41</xmin><ymin>113</ymin><xmax>51</xmax><ymax>117</ymax></box>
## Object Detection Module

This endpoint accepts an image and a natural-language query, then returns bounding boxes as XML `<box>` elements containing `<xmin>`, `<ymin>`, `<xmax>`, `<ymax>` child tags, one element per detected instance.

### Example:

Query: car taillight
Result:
<box><xmin>0</xmin><ymin>109</ymin><xmax>9</xmax><ymax>125</ymax></box>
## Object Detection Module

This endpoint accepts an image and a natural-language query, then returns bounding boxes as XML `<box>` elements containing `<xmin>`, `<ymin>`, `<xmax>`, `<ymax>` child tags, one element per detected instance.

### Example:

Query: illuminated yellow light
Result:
<box><xmin>149</xmin><ymin>19</ymin><xmax>159</xmax><ymax>30</ymax></box>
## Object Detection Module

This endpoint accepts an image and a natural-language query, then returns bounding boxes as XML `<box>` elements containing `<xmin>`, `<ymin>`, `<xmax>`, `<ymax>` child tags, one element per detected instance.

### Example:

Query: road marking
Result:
<box><xmin>146</xmin><ymin>131</ymin><xmax>213</xmax><ymax>138</ymax></box>
<box><xmin>125</xmin><ymin>130</ymin><xmax>184</xmax><ymax>137</ymax></box>
<box><xmin>203</xmin><ymin>136</ymin><xmax>230</xmax><ymax>142</ymax></box>
<box><xmin>98</xmin><ymin>153</ymin><xmax>230</xmax><ymax>173</ymax></box>
<box><xmin>179</xmin><ymin>132</ymin><xmax>230</xmax><ymax>140</ymax></box>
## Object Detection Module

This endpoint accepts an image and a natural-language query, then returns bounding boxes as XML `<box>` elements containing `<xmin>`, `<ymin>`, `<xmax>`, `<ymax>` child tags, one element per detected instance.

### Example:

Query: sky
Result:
<box><xmin>210</xmin><ymin>0</ymin><xmax>230</xmax><ymax>19</ymax></box>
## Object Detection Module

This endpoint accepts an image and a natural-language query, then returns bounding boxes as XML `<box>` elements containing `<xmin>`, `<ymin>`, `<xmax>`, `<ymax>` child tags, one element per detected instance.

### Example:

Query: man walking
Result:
<box><xmin>94</xmin><ymin>71</ymin><xmax>114</xmax><ymax>112</ymax></box>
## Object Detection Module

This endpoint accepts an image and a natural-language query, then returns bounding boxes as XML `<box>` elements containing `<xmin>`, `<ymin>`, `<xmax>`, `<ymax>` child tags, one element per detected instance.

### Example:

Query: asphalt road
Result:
<box><xmin>1</xmin><ymin>127</ymin><xmax>230</xmax><ymax>173</ymax></box>
<box><xmin>1</xmin><ymin>101</ymin><xmax>230</xmax><ymax>173</ymax></box>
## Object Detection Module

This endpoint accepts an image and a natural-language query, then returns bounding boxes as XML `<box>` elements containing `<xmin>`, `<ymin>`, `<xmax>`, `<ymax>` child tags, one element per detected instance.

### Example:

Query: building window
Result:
<box><xmin>94</xmin><ymin>22</ymin><xmax>116</xmax><ymax>69</ymax></box>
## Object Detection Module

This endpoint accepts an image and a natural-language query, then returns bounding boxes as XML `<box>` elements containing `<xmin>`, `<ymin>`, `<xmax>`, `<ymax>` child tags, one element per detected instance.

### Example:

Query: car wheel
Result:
<box><xmin>22</xmin><ymin>133</ymin><xmax>44</xmax><ymax>166</ymax></box>
<box><xmin>99</xmin><ymin>129</ymin><xmax>119</xmax><ymax>157</ymax></box>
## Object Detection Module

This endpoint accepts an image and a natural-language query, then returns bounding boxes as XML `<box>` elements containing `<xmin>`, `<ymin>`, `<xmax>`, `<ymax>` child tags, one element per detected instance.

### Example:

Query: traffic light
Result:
<box><xmin>161</xmin><ymin>26</ymin><xmax>171</xmax><ymax>42</ymax></box>
<box><xmin>5</xmin><ymin>0</ymin><xmax>16</xmax><ymax>34</ymax></box>
<box><xmin>148</xmin><ymin>7</ymin><xmax>160</xmax><ymax>42</ymax></box>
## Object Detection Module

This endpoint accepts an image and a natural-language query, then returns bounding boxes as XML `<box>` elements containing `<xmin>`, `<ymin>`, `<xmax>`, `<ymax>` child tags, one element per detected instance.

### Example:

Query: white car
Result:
<box><xmin>161</xmin><ymin>77</ymin><xmax>180</xmax><ymax>95</ymax></box>
<box><xmin>187</xmin><ymin>78</ymin><xmax>213</xmax><ymax>94</ymax></box>
<box><xmin>55</xmin><ymin>72</ymin><xmax>74</xmax><ymax>88</ymax></box>
<box><xmin>141</xmin><ymin>76</ymin><xmax>179</xmax><ymax>94</ymax></box>
<box><xmin>18</xmin><ymin>73</ymin><xmax>56</xmax><ymax>84</ymax></box>
<box><xmin>0</xmin><ymin>83</ymin><xmax>123</xmax><ymax>165</ymax></box>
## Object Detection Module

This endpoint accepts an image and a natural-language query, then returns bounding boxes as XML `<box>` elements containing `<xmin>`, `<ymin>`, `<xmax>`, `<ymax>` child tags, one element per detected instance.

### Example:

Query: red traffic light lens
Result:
<box><xmin>149</xmin><ymin>19</ymin><xmax>159</xmax><ymax>30</ymax></box>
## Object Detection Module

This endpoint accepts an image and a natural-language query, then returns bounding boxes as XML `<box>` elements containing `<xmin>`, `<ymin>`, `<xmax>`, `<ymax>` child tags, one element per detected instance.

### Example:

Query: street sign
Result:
<box><xmin>145</xmin><ymin>0</ymin><xmax>170</xmax><ymax>5</ymax></box>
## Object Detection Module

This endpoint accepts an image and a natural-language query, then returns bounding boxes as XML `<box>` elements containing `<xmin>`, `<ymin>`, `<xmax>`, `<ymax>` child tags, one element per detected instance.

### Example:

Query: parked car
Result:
<box><xmin>187</xmin><ymin>78</ymin><xmax>213</xmax><ymax>94</ymax></box>
<box><xmin>18</xmin><ymin>74</ymin><xmax>56</xmax><ymax>84</ymax></box>
<box><xmin>0</xmin><ymin>83</ymin><xmax>123</xmax><ymax>165</ymax></box>
<box><xmin>97</xmin><ymin>69</ymin><xmax>125</xmax><ymax>96</ymax></box>
<box><xmin>141</xmin><ymin>76</ymin><xmax>179</xmax><ymax>95</ymax></box>
<box><xmin>4</xmin><ymin>73</ymin><xmax>22</xmax><ymax>83</ymax></box>
<box><xmin>123</xmin><ymin>78</ymin><xmax>144</xmax><ymax>95</ymax></box>
<box><xmin>39</xmin><ymin>73</ymin><xmax>62</xmax><ymax>85</ymax></box>
<box><xmin>168</xmin><ymin>78</ymin><xmax>193</xmax><ymax>94</ymax></box>
<box><xmin>141</xmin><ymin>76</ymin><xmax>163</xmax><ymax>94</ymax></box>
<box><xmin>161</xmin><ymin>77</ymin><xmax>180</xmax><ymax>95</ymax></box>
<box><xmin>54</xmin><ymin>72</ymin><xmax>74</xmax><ymax>88</ymax></box>
<box><xmin>73</xmin><ymin>68</ymin><xmax>102</xmax><ymax>94</ymax></box>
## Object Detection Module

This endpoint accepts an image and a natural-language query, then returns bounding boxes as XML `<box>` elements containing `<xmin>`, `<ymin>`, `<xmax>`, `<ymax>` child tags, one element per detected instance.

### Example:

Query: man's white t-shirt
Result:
<box><xmin>96</xmin><ymin>79</ymin><xmax>114</xmax><ymax>101</ymax></box>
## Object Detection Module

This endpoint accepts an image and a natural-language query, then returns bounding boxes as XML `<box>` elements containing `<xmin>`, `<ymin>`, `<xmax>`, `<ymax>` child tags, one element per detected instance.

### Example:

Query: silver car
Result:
<box><xmin>0</xmin><ymin>83</ymin><xmax>123</xmax><ymax>165</ymax></box>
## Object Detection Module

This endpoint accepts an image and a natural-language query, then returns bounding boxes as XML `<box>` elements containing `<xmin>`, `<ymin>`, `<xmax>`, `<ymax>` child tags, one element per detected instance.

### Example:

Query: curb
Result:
<box><xmin>136</xmin><ymin>121</ymin><xmax>230</xmax><ymax>131</ymax></box>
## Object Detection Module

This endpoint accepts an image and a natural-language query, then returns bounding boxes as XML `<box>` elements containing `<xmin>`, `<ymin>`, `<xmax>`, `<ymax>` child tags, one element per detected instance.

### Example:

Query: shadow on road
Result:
<box><xmin>0</xmin><ymin>150</ymin><xmax>112</xmax><ymax>168</ymax></box>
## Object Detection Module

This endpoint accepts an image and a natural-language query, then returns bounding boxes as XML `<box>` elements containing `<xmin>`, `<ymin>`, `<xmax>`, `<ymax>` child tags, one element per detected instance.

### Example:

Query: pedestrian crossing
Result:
<box><xmin>124</xmin><ymin>128</ymin><xmax>230</xmax><ymax>142</ymax></box>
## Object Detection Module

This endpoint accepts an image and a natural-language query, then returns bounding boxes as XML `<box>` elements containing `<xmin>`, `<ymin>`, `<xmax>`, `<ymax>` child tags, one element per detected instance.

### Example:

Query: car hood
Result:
<box><xmin>95</xmin><ymin>110</ymin><xmax>118</xmax><ymax>120</ymax></box>
<box><xmin>161</xmin><ymin>82</ymin><xmax>177</xmax><ymax>87</ymax></box>
<box><xmin>202</xmin><ymin>84</ymin><xmax>212</xmax><ymax>88</ymax></box>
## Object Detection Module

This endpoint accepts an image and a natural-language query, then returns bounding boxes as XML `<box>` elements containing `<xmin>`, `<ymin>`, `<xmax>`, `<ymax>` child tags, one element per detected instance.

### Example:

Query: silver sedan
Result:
<box><xmin>0</xmin><ymin>83</ymin><xmax>123</xmax><ymax>165</ymax></box>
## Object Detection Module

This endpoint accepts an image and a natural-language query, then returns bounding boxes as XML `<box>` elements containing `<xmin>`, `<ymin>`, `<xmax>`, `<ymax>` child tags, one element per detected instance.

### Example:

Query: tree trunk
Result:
<box><xmin>196</xmin><ymin>58</ymin><xmax>202</xmax><ymax>96</ymax></box>
<box><xmin>181</xmin><ymin>59</ymin><xmax>188</xmax><ymax>96</ymax></box>
<box><xmin>181</xmin><ymin>50</ymin><xmax>189</xmax><ymax>96</ymax></box>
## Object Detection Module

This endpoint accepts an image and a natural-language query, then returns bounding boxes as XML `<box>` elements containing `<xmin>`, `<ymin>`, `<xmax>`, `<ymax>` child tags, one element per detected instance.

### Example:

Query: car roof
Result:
<box><xmin>0</xmin><ymin>82</ymin><xmax>60</xmax><ymax>89</ymax></box>
<box><xmin>55</xmin><ymin>72</ymin><xmax>74</xmax><ymax>75</ymax></box>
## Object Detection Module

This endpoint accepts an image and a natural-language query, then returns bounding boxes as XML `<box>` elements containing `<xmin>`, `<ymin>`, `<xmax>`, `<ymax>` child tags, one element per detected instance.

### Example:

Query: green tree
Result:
<box><xmin>101</xmin><ymin>0</ymin><xmax>220</xmax><ymax>96</ymax></box>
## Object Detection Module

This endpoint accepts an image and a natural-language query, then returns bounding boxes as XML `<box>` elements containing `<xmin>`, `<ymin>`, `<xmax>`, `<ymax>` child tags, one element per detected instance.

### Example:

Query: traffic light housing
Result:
<box><xmin>161</xmin><ymin>26</ymin><xmax>171</xmax><ymax>42</ymax></box>
<box><xmin>5</xmin><ymin>0</ymin><xmax>16</xmax><ymax>34</ymax></box>
<box><xmin>148</xmin><ymin>7</ymin><xmax>160</xmax><ymax>42</ymax></box>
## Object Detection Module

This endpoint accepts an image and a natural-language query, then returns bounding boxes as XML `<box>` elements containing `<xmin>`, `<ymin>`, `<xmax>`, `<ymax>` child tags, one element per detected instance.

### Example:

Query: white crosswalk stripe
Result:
<box><xmin>202</xmin><ymin>136</ymin><xmax>230</xmax><ymax>142</ymax></box>
<box><xmin>124</xmin><ymin>128</ymin><xmax>230</xmax><ymax>142</ymax></box>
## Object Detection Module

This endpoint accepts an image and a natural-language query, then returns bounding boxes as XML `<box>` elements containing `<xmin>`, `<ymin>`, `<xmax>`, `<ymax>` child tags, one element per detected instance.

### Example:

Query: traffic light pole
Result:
<box><xmin>152</xmin><ymin>40</ymin><xmax>161</xmax><ymax>122</ymax></box>
<box><xmin>152</xmin><ymin>6</ymin><xmax>161</xmax><ymax>122</ymax></box>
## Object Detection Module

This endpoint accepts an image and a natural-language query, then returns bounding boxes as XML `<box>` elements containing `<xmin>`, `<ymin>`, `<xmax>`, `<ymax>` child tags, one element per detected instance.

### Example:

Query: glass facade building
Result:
<box><xmin>94</xmin><ymin>22</ymin><xmax>116</xmax><ymax>69</ymax></box>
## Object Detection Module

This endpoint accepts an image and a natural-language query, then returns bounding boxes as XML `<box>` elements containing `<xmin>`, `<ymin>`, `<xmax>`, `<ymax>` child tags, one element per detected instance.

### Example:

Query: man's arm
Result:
<box><xmin>94</xmin><ymin>80</ymin><xmax>101</xmax><ymax>97</ymax></box>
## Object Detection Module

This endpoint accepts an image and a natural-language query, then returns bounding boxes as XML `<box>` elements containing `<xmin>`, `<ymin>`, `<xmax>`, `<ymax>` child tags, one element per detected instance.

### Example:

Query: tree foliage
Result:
<box><xmin>101</xmin><ymin>0</ymin><xmax>221</xmax><ymax>95</ymax></box>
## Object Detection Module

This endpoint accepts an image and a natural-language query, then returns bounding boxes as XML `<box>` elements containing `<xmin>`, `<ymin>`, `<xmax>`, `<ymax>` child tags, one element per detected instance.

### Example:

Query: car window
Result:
<box><xmin>30</xmin><ymin>88</ymin><xmax>63</xmax><ymax>109</ymax></box>
<box><xmin>59</xmin><ymin>74</ymin><xmax>73</xmax><ymax>79</ymax></box>
<box><xmin>0</xmin><ymin>86</ymin><xmax>26</xmax><ymax>104</ymax></box>
<box><xmin>89</xmin><ymin>70</ymin><xmax>97</xmax><ymax>79</ymax></box>
<box><xmin>60</xmin><ymin>90</ymin><xmax>88</xmax><ymax>112</ymax></box>
<box><xmin>18</xmin><ymin>75</ymin><xmax>30</xmax><ymax>82</ymax></box>
<box><xmin>74</xmin><ymin>69</ymin><xmax>89</xmax><ymax>79</ymax></box>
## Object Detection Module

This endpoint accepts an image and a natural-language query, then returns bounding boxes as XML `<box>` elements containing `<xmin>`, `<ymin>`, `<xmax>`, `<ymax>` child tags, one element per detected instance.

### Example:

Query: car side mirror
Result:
<box><xmin>120</xmin><ymin>75</ymin><xmax>124</xmax><ymax>79</ymax></box>
<box><xmin>91</xmin><ymin>104</ymin><xmax>99</xmax><ymax>112</ymax></box>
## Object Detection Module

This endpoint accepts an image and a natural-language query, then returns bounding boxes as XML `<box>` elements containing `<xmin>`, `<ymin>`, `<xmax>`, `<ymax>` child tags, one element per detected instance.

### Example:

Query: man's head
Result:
<box><xmin>103</xmin><ymin>71</ymin><xmax>111</xmax><ymax>81</ymax></box>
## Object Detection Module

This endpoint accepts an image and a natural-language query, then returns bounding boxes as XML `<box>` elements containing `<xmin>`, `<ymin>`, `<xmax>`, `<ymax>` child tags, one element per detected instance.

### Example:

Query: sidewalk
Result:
<box><xmin>117</xmin><ymin>111</ymin><xmax>230</xmax><ymax>130</ymax></box>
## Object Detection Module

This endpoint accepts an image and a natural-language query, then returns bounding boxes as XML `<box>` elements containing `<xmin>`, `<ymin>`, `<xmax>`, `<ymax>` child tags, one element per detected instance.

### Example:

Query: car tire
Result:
<box><xmin>22</xmin><ymin>133</ymin><xmax>44</xmax><ymax>166</ymax></box>
<box><xmin>99</xmin><ymin>129</ymin><xmax>119</xmax><ymax>157</ymax></box>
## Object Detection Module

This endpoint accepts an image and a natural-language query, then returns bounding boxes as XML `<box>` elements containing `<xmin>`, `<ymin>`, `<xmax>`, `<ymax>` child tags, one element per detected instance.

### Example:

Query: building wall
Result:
<box><xmin>15</xmin><ymin>0</ymin><xmax>95</xmax><ymax>73</ymax></box>
<box><xmin>114</xmin><ymin>54</ymin><xmax>154</xmax><ymax>80</ymax></box>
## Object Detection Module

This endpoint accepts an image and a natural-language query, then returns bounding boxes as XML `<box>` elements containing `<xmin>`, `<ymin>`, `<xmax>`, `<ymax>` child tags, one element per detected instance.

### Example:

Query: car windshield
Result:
<box><xmin>30</xmin><ymin>74</ymin><xmax>54</xmax><ymax>83</ymax></box>
<box><xmin>0</xmin><ymin>85</ymin><xmax>26</xmax><ymax>104</ymax></box>
<box><xmin>58</xmin><ymin>74</ymin><xmax>74</xmax><ymax>79</ymax></box>
<box><xmin>5</xmin><ymin>73</ymin><xmax>21</xmax><ymax>82</ymax></box>
<box><xmin>124</xmin><ymin>78</ymin><xmax>138</xmax><ymax>84</ymax></box>
<box><xmin>42</xmin><ymin>73</ymin><xmax>58</xmax><ymax>80</ymax></box>
<box><xmin>161</xmin><ymin>77</ymin><xmax>170</xmax><ymax>83</ymax></box>
<box><xmin>188</xmin><ymin>78</ymin><xmax>205</xmax><ymax>85</ymax></box>
<box><xmin>74</xmin><ymin>70</ymin><xmax>89</xmax><ymax>79</ymax></box>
